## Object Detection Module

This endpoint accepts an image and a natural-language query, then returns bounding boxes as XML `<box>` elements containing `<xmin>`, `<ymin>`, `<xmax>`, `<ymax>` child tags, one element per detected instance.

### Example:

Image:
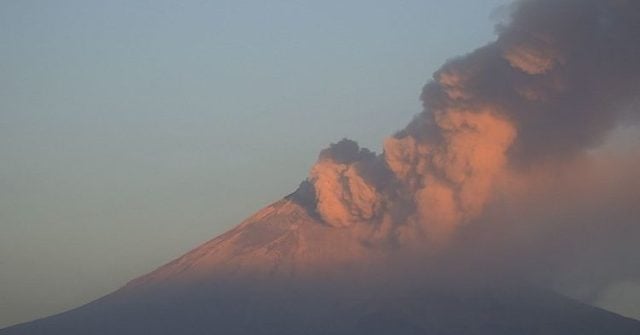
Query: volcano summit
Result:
<box><xmin>2</xmin><ymin>194</ymin><xmax>640</xmax><ymax>335</ymax></box>
<box><xmin>3</xmin><ymin>0</ymin><xmax>640</xmax><ymax>333</ymax></box>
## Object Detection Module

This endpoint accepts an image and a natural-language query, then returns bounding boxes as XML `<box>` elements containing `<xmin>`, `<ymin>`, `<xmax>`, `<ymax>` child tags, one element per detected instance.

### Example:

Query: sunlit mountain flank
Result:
<box><xmin>3</xmin><ymin>0</ymin><xmax>640</xmax><ymax>333</ymax></box>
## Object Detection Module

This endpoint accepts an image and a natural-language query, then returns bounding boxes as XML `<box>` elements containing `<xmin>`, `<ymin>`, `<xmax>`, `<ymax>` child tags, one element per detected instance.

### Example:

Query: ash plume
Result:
<box><xmin>304</xmin><ymin>0</ymin><xmax>640</xmax><ymax>303</ymax></box>
<box><xmin>308</xmin><ymin>0</ymin><xmax>640</xmax><ymax>234</ymax></box>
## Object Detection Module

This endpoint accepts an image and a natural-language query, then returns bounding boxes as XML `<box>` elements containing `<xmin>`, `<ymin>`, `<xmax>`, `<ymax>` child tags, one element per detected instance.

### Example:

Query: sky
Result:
<box><xmin>4</xmin><ymin>0</ymin><xmax>637</xmax><ymax>329</ymax></box>
<box><xmin>0</xmin><ymin>0</ymin><xmax>513</xmax><ymax>327</ymax></box>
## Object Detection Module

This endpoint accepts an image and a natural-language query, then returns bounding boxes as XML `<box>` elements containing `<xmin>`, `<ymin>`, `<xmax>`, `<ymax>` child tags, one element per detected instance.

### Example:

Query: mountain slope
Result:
<box><xmin>2</xmin><ymin>197</ymin><xmax>640</xmax><ymax>335</ymax></box>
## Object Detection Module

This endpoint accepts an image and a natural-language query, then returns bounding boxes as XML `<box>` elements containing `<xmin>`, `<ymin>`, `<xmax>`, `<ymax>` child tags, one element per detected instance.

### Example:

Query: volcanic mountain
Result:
<box><xmin>2</xmin><ymin>188</ymin><xmax>640</xmax><ymax>335</ymax></box>
<box><xmin>5</xmin><ymin>0</ymin><xmax>640</xmax><ymax>333</ymax></box>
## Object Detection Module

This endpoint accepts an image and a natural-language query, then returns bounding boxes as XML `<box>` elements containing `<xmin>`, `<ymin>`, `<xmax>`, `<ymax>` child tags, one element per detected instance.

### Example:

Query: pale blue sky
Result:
<box><xmin>1</xmin><ymin>0</ymin><xmax>511</xmax><ymax>327</ymax></box>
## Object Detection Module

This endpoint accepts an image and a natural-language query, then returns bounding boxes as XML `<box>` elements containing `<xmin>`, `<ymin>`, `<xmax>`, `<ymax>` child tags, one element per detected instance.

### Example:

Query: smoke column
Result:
<box><xmin>307</xmin><ymin>0</ymin><xmax>640</xmax><ymax>247</ymax></box>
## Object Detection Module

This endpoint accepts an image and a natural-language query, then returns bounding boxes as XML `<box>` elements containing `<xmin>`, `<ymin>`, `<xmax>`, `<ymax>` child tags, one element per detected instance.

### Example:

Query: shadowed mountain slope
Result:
<box><xmin>2</xmin><ymin>197</ymin><xmax>640</xmax><ymax>335</ymax></box>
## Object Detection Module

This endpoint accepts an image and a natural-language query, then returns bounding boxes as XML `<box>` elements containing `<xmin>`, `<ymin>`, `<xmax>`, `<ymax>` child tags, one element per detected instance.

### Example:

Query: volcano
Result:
<box><xmin>2</xmin><ymin>189</ymin><xmax>639</xmax><ymax>335</ymax></box>
<box><xmin>4</xmin><ymin>0</ymin><xmax>640</xmax><ymax>332</ymax></box>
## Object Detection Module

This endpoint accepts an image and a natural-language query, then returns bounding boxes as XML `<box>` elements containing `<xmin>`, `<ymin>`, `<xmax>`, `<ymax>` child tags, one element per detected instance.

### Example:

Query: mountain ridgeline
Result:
<box><xmin>2</xmin><ymin>189</ymin><xmax>640</xmax><ymax>334</ymax></box>
<box><xmin>5</xmin><ymin>0</ymin><xmax>640</xmax><ymax>333</ymax></box>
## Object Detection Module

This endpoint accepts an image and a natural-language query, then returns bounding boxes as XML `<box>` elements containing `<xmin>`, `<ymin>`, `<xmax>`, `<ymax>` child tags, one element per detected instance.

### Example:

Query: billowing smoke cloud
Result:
<box><xmin>308</xmin><ymin>0</ymin><xmax>640</xmax><ymax>235</ymax></box>
<box><xmin>309</xmin><ymin>139</ymin><xmax>382</xmax><ymax>227</ymax></box>
<box><xmin>304</xmin><ymin>0</ymin><xmax>640</xmax><ymax>309</ymax></box>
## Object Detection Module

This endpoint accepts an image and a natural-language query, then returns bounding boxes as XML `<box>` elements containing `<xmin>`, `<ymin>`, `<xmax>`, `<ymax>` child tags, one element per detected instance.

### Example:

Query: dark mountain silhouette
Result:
<box><xmin>2</xmin><ymin>194</ymin><xmax>639</xmax><ymax>335</ymax></box>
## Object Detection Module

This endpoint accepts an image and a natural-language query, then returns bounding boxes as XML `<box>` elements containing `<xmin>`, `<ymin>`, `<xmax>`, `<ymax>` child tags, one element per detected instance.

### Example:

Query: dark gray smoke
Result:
<box><xmin>305</xmin><ymin>0</ymin><xmax>640</xmax><ymax>309</ymax></box>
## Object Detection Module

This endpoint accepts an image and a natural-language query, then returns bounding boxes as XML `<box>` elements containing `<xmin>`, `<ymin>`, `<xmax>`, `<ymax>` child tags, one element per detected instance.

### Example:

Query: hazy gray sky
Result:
<box><xmin>1</xmin><ymin>0</ymin><xmax>541</xmax><ymax>327</ymax></box>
